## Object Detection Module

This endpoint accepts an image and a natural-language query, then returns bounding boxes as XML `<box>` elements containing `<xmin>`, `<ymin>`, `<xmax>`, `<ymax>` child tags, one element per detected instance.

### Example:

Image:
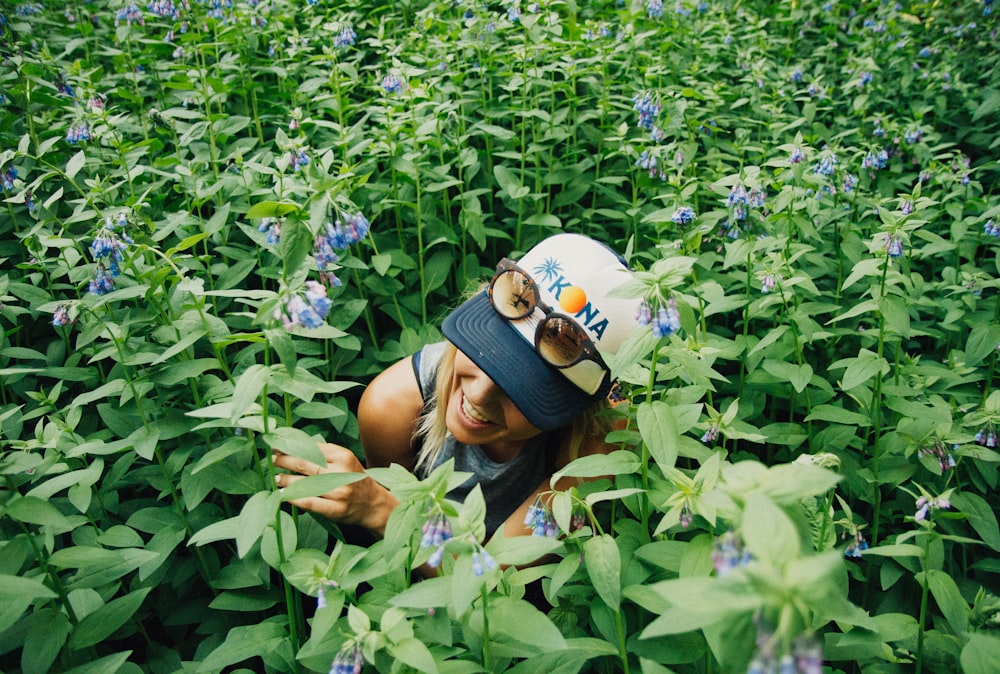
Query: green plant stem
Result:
<box><xmin>915</xmin><ymin>533</ymin><xmax>931</xmax><ymax>674</ymax></box>
<box><xmin>259</xmin><ymin>346</ymin><xmax>303</xmax><ymax>662</ymax></box>
<box><xmin>615</xmin><ymin>608</ymin><xmax>631</xmax><ymax>674</ymax></box>
<box><xmin>868</xmin><ymin>259</ymin><xmax>891</xmax><ymax>549</ymax></box>
<box><xmin>12</xmin><ymin>507</ymin><xmax>79</xmax><ymax>625</ymax></box>
<box><xmin>480</xmin><ymin>585</ymin><xmax>491</xmax><ymax>671</ymax></box>
<box><xmin>409</xmin><ymin>92</ymin><xmax>427</xmax><ymax>324</ymax></box>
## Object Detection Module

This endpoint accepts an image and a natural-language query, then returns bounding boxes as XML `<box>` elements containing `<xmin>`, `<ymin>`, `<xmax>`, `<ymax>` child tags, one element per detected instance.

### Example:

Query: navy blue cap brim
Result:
<box><xmin>442</xmin><ymin>291</ymin><xmax>609</xmax><ymax>432</ymax></box>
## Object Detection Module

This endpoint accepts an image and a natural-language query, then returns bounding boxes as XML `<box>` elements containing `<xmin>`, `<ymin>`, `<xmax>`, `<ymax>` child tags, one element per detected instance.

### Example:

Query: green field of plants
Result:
<box><xmin>2</xmin><ymin>0</ymin><xmax>1000</xmax><ymax>672</ymax></box>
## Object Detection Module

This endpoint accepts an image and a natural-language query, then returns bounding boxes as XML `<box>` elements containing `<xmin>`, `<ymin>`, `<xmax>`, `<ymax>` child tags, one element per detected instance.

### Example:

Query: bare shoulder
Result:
<box><xmin>357</xmin><ymin>356</ymin><xmax>426</xmax><ymax>470</ymax></box>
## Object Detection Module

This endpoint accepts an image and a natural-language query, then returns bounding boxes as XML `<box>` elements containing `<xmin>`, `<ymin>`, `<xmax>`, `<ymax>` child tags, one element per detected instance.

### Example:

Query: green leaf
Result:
<box><xmin>804</xmin><ymin>405</ymin><xmax>871</xmax><ymax>426</ymax></box>
<box><xmin>188</xmin><ymin>516</ymin><xmax>242</xmax><ymax>546</ymax></box>
<box><xmin>230</xmin><ymin>364</ymin><xmax>271</xmax><ymax>423</ymax></box>
<box><xmin>925</xmin><ymin>569</ymin><xmax>969</xmax><ymax>634</ymax></box>
<box><xmin>389</xmin><ymin>576</ymin><xmax>452</xmax><ymax>609</ymax></box>
<box><xmin>61</xmin><ymin>651</ymin><xmax>133</xmax><ymax>674</ymax></box>
<box><xmin>961</xmin><ymin>633</ymin><xmax>1000</xmax><ymax>674</ymax></box>
<box><xmin>862</xmin><ymin>543</ymin><xmax>924</xmax><ymax>558</ymax></box>
<box><xmin>742</xmin><ymin>492</ymin><xmax>799</xmax><ymax>565</ymax></box>
<box><xmin>0</xmin><ymin>575</ymin><xmax>57</xmax><ymax>633</ymax></box>
<box><xmin>279</xmin><ymin>218</ymin><xmax>313</xmax><ymax>280</ymax></box>
<box><xmin>21</xmin><ymin>608</ymin><xmax>71</xmax><ymax>674</ymax></box>
<box><xmin>264</xmin><ymin>426</ymin><xmax>327</xmax><ymax>466</ymax></box>
<box><xmin>482</xmin><ymin>596</ymin><xmax>567</xmax><ymax>650</ymax></box>
<box><xmin>245</xmin><ymin>201</ymin><xmax>299</xmax><ymax>219</ymax></box>
<box><xmin>127</xmin><ymin>425</ymin><xmax>160</xmax><ymax>461</ymax></box>
<box><xmin>638</xmin><ymin>577</ymin><xmax>762</xmax><ymax>638</ymax></box>
<box><xmin>487</xmin><ymin>534</ymin><xmax>563</xmax><ymax>566</ymax></box>
<box><xmin>279</xmin><ymin>471</ymin><xmax>365</xmax><ymax>501</ymax></box>
<box><xmin>69</xmin><ymin>588</ymin><xmax>152</xmax><ymax>649</ymax></box>
<box><xmin>584</xmin><ymin>534</ymin><xmax>621</xmax><ymax>612</ymax></box>
<box><xmin>551</xmin><ymin>450</ymin><xmax>641</xmax><ymax>483</ymax></box>
<box><xmin>952</xmin><ymin>492</ymin><xmax>1000</xmax><ymax>552</ymax></box>
<box><xmin>197</xmin><ymin>623</ymin><xmax>287</xmax><ymax>672</ymax></box>
<box><xmin>235</xmin><ymin>491</ymin><xmax>281</xmax><ymax>558</ymax></box>
<box><xmin>389</xmin><ymin>637</ymin><xmax>438</xmax><ymax>674</ymax></box>
<box><xmin>761</xmin><ymin>359</ymin><xmax>813</xmax><ymax>393</ymax></box>
<box><xmin>840</xmin><ymin>350</ymin><xmax>890</xmax><ymax>390</ymax></box>
<box><xmin>637</xmin><ymin>400</ymin><xmax>679</xmax><ymax>471</ymax></box>
<box><xmin>840</xmin><ymin>259</ymin><xmax>882</xmax><ymax>292</ymax></box>
<box><xmin>966</xmin><ymin>323</ymin><xmax>1000</xmax><ymax>367</ymax></box>
<box><xmin>66</xmin><ymin>149</ymin><xmax>87</xmax><ymax>179</ymax></box>
<box><xmin>265</xmin><ymin>327</ymin><xmax>297</xmax><ymax>374</ymax></box>
<box><xmin>5</xmin><ymin>496</ymin><xmax>72</xmax><ymax>528</ymax></box>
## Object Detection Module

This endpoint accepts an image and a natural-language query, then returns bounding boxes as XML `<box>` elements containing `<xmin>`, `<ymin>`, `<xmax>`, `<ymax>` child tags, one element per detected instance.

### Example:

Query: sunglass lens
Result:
<box><xmin>537</xmin><ymin>316</ymin><xmax>586</xmax><ymax>367</ymax></box>
<box><xmin>491</xmin><ymin>270</ymin><xmax>536</xmax><ymax>319</ymax></box>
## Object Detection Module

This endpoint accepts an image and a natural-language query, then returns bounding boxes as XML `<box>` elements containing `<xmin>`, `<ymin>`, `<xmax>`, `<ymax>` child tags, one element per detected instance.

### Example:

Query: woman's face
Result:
<box><xmin>445</xmin><ymin>348</ymin><xmax>543</xmax><ymax>457</ymax></box>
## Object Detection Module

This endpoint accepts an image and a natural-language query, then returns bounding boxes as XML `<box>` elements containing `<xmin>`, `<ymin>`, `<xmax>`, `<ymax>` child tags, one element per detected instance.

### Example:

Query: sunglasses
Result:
<box><xmin>488</xmin><ymin>258</ymin><xmax>608</xmax><ymax>370</ymax></box>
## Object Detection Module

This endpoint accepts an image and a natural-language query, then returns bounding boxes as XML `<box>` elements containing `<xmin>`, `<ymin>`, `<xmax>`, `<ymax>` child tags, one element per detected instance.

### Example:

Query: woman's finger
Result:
<box><xmin>272</xmin><ymin>451</ymin><xmax>322</xmax><ymax>476</ymax></box>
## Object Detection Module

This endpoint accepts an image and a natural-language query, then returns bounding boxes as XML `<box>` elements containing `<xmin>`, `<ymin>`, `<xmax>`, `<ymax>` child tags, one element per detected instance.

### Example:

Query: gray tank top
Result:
<box><xmin>413</xmin><ymin>342</ymin><xmax>553</xmax><ymax>534</ymax></box>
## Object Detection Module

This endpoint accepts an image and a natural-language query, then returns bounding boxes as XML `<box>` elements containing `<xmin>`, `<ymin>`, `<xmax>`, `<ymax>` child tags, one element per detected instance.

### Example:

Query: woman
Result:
<box><xmin>273</xmin><ymin>233</ymin><xmax>640</xmax><ymax>543</ymax></box>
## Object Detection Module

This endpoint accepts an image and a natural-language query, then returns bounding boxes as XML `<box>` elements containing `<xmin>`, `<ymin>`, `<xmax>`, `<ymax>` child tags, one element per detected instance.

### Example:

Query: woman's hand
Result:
<box><xmin>272</xmin><ymin>443</ymin><xmax>399</xmax><ymax>537</ymax></box>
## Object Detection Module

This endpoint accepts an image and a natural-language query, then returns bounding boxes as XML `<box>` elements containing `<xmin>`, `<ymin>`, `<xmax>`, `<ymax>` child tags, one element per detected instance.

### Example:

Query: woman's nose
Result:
<box><xmin>465</xmin><ymin>369</ymin><xmax>504</xmax><ymax>403</ymax></box>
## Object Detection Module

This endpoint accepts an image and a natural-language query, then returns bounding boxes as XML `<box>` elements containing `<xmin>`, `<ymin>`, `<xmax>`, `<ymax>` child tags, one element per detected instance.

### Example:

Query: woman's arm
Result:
<box><xmin>357</xmin><ymin>355</ymin><xmax>426</xmax><ymax>470</ymax></box>
<box><xmin>272</xmin><ymin>355</ymin><xmax>426</xmax><ymax>538</ymax></box>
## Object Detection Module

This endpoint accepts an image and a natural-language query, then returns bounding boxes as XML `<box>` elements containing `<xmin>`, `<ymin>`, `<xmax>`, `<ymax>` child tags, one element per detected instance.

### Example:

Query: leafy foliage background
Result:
<box><xmin>2</xmin><ymin>0</ymin><xmax>1000</xmax><ymax>672</ymax></box>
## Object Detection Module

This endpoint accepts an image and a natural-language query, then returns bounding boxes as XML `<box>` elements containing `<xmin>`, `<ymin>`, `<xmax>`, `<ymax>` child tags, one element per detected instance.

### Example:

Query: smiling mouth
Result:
<box><xmin>461</xmin><ymin>393</ymin><xmax>493</xmax><ymax>425</ymax></box>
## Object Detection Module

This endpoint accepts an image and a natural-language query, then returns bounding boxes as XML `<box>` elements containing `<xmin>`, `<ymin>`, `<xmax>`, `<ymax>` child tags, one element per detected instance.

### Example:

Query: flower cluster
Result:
<box><xmin>984</xmin><ymin>219</ymin><xmax>999</xmax><ymax>238</ymax></box>
<box><xmin>328</xmin><ymin>644</ymin><xmax>363</xmax><ymax>674</ymax></box>
<box><xmin>258</xmin><ymin>218</ymin><xmax>281</xmax><ymax>245</ymax></box>
<box><xmin>471</xmin><ymin>547</ymin><xmax>498</xmax><ymax>576</ymax></box>
<box><xmin>147</xmin><ymin>0</ymin><xmax>183</xmax><ymax>19</ymax></box>
<box><xmin>904</xmin><ymin>126</ymin><xmax>924</xmax><ymax>145</ymax></box>
<box><xmin>115</xmin><ymin>2</ymin><xmax>144</xmax><ymax>26</ymax></box>
<box><xmin>289</xmin><ymin>149</ymin><xmax>309</xmax><ymax>171</ymax></box>
<box><xmin>315</xmin><ymin>579</ymin><xmax>339</xmax><ymax>610</ymax></box>
<box><xmin>524</xmin><ymin>495</ymin><xmax>559</xmax><ymax>537</ymax></box>
<box><xmin>88</xmin><ymin>212</ymin><xmax>132</xmax><ymax>295</ymax></box>
<box><xmin>274</xmin><ymin>281</ymin><xmax>332</xmax><ymax>330</ymax></box>
<box><xmin>918</xmin><ymin>440</ymin><xmax>956</xmax><ymax>472</ymax></box>
<box><xmin>862</xmin><ymin>148</ymin><xmax>889</xmax><ymax>172</ymax></box>
<box><xmin>678</xmin><ymin>504</ymin><xmax>694</xmax><ymax>529</ymax></box>
<box><xmin>788</xmin><ymin>146</ymin><xmax>805</xmax><ymax>164</ymax></box>
<box><xmin>760</xmin><ymin>271</ymin><xmax>781</xmax><ymax>294</ymax></box>
<box><xmin>323</xmin><ymin>212</ymin><xmax>370</xmax><ymax>250</ymax></box>
<box><xmin>975</xmin><ymin>423</ymin><xmax>997</xmax><ymax>447</ymax></box>
<box><xmin>66</xmin><ymin>122</ymin><xmax>92</xmax><ymax>143</ymax></box>
<box><xmin>332</xmin><ymin>25</ymin><xmax>356</xmax><ymax>48</ymax></box>
<box><xmin>641</xmin><ymin>296</ymin><xmax>680</xmax><ymax>338</ymax></box>
<box><xmin>914</xmin><ymin>494</ymin><xmax>951</xmax><ymax>521</ymax></box>
<box><xmin>701</xmin><ymin>423</ymin><xmax>720</xmax><ymax>444</ymax></box>
<box><xmin>811</xmin><ymin>151</ymin><xmax>837</xmax><ymax>176</ymax></box>
<box><xmin>671</xmin><ymin>206</ymin><xmax>696</xmax><ymax>225</ymax></box>
<box><xmin>2</xmin><ymin>166</ymin><xmax>17</xmax><ymax>191</ymax></box>
<box><xmin>635</xmin><ymin>150</ymin><xmax>664</xmax><ymax>178</ymax></box>
<box><xmin>879</xmin><ymin>232</ymin><xmax>904</xmax><ymax>258</ymax></box>
<box><xmin>711</xmin><ymin>530</ymin><xmax>752</xmax><ymax>577</ymax></box>
<box><xmin>632</xmin><ymin>90</ymin><xmax>661</xmax><ymax>131</ymax></box>
<box><xmin>844</xmin><ymin>531</ymin><xmax>869</xmax><ymax>559</ymax></box>
<box><xmin>646</xmin><ymin>0</ymin><xmax>664</xmax><ymax>19</ymax></box>
<box><xmin>52</xmin><ymin>305</ymin><xmax>71</xmax><ymax>327</ymax></box>
<box><xmin>748</xmin><ymin>625</ymin><xmax>823</xmax><ymax>674</ymax></box>
<box><xmin>420</xmin><ymin>511</ymin><xmax>453</xmax><ymax>568</ymax></box>
<box><xmin>381</xmin><ymin>73</ymin><xmax>405</xmax><ymax>94</ymax></box>
<box><xmin>15</xmin><ymin>3</ymin><xmax>44</xmax><ymax>16</ymax></box>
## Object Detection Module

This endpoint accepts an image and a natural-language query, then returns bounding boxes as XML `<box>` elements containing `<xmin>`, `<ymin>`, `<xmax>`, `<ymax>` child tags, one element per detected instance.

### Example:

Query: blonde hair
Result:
<box><xmin>411</xmin><ymin>341</ymin><xmax>612</xmax><ymax>475</ymax></box>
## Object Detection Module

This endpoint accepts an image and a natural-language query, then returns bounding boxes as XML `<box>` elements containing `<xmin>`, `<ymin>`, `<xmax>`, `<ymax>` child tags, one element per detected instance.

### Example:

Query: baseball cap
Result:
<box><xmin>442</xmin><ymin>233</ymin><xmax>639</xmax><ymax>431</ymax></box>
